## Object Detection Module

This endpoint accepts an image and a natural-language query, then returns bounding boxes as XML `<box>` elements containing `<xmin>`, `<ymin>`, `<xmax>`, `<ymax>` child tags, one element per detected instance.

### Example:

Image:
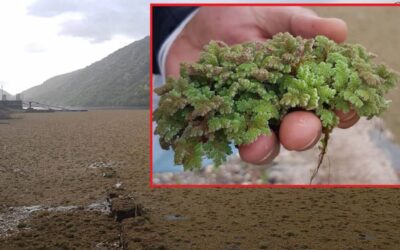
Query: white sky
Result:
<box><xmin>0</xmin><ymin>1</ymin><xmax>141</xmax><ymax>95</ymax></box>
<box><xmin>1</xmin><ymin>0</ymin><xmax>395</xmax><ymax>95</ymax></box>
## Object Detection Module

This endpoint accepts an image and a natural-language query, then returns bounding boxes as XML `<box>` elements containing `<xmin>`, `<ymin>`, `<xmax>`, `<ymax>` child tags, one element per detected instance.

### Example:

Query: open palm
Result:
<box><xmin>165</xmin><ymin>7</ymin><xmax>360</xmax><ymax>165</ymax></box>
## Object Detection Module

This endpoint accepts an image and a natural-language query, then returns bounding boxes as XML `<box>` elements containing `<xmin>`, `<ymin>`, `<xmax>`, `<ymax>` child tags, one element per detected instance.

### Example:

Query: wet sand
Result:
<box><xmin>1</xmin><ymin>6</ymin><xmax>400</xmax><ymax>250</ymax></box>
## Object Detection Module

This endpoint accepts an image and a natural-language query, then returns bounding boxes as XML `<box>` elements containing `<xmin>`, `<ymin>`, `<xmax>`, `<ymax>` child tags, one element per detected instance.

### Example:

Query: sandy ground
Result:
<box><xmin>1</xmin><ymin>6</ymin><xmax>400</xmax><ymax>250</ymax></box>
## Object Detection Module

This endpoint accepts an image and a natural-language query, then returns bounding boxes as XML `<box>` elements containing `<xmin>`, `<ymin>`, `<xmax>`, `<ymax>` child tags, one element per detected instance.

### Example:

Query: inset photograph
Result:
<box><xmin>151</xmin><ymin>5</ymin><xmax>400</xmax><ymax>185</ymax></box>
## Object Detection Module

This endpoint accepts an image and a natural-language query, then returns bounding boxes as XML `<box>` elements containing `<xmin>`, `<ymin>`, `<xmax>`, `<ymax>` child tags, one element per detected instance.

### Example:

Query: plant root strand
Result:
<box><xmin>310</xmin><ymin>128</ymin><xmax>332</xmax><ymax>184</ymax></box>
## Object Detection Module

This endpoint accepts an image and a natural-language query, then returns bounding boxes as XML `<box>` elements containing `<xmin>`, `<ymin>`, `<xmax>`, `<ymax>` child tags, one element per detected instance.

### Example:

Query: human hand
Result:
<box><xmin>165</xmin><ymin>7</ymin><xmax>360</xmax><ymax>165</ymax></box>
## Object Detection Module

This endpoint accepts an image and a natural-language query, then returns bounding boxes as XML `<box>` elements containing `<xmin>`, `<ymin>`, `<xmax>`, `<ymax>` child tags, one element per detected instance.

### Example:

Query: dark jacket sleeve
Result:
<box><xmin>152</xmin><ymin>6</ymin><xmax>198</xmax><ymax>74</ymax></box>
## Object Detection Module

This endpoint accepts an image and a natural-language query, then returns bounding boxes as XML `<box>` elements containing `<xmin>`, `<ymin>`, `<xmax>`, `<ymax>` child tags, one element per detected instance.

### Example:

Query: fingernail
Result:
<box><xmin>298</xmin><ymin>130</ymin><xmax>320</xmax><ymax>151</ymax></box>
<box><xmin>256</xmin><ymin>149</ymin><xmax>274</xmax><ymax>164</ymax></box>
<box><xmin>340</xmin><ymin>111</ymin><xmax>357</xmax><ymax>123</ymax></box>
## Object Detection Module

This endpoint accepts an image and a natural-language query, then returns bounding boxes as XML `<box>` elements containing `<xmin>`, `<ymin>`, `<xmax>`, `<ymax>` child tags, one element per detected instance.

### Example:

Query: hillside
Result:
<box><xmin>23</xmin><ymin>36</ymin><xmax>149</xmax><ymax>107</ymax></box>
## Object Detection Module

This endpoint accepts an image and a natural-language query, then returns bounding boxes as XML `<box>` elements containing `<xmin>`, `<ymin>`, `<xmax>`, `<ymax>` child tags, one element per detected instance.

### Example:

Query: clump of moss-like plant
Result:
<box><xmin>154</xmin><ymin>32</ymin><xmax>398</xmax><ymax>182</ymax></box>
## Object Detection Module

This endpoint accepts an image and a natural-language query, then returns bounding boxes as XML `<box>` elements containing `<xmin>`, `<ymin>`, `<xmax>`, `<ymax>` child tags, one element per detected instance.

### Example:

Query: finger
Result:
<box><xmin>338</xmin><ymin>113</ymin><xmax>360</xmax><ymax>129</ymax></box>
<box><xmin>239</xmin><ymin>133</ymin><xmax>279</xmax><ymax>165</ymax></box>
<box><xmin>279</xmin><ymin>111</ymin><xmax>322</xmax><ymax>151</ymax></box>
<box><xmin>253</xmin><ymin>7</ymin><xmax>347</xmax><ymax>43</ymax></box>
<box><xmin>335</xmin><ymin>108</ymin><xmax>357</xmax><ymax>122</ymax></box>
<box><xmin>252</xmin><ymin>7</ymin><xmax>317</xmax><ymax>37</ymax></box>
<box><xmin>290</xmin><ymin>14</ymin><xmax>348</xmax><ymax>43</ymax></box>
<box><xmin>257</xmin><ymin>142</ymin><xmax>280</xmax><ymax>165</ymax></box>
<box><xmin>335</xmin><ymin>109</ymin><xmax>360</xmax><ymax>129</ymax></box>
<box><xmin>165</xmin><ymin>33</ymin><xmax>202</xmax><ymax>78</ymax></box>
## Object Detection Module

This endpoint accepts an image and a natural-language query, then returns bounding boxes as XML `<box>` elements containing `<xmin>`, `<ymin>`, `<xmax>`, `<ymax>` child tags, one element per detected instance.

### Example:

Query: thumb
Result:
<box><xmin>290</xmin><ymin>14</ymin><xmax>348</xmax><ymax>43</ymax></box>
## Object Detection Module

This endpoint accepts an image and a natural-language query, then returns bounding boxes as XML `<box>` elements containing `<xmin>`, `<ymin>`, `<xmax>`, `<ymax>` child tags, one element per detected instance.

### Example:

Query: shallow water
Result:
<box><xmin>164</xmin><ymin>214</ymin><xmax>189</xmax><ymax>221</ymax></box>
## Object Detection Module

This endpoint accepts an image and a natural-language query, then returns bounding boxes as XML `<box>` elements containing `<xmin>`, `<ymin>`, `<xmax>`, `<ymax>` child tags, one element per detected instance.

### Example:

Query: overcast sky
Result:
<box><xmin>1</xmin><ymin>0</ymin><xmax>394</xmax><ymax>95</ymax></box>
<box><xmin>0</xmin><ymin>0</ymin><xmax>149</xmax><ymax>95</ymax></box>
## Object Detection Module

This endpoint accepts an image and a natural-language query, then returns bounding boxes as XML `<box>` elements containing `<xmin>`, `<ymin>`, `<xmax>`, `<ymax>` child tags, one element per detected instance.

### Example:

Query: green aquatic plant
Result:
<box><xmin>153</xmin><ymin>32</ymin><xmax>398</xmax><ymax>174</ymax></box>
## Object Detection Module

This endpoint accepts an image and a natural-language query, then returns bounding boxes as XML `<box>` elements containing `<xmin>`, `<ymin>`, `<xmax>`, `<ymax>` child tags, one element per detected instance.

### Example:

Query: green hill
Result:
<box><xmin>23</xmin><ymin>36</ymin><xmax>149</xmax><ymax>107</ymax></box>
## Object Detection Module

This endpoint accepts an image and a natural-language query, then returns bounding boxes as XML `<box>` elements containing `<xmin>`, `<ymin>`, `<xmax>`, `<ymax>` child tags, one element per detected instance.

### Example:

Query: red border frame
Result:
<box><xmin>149</xmin><ymin>2</ymin><xmax>400</xmax><ymax>189</ymax></box>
